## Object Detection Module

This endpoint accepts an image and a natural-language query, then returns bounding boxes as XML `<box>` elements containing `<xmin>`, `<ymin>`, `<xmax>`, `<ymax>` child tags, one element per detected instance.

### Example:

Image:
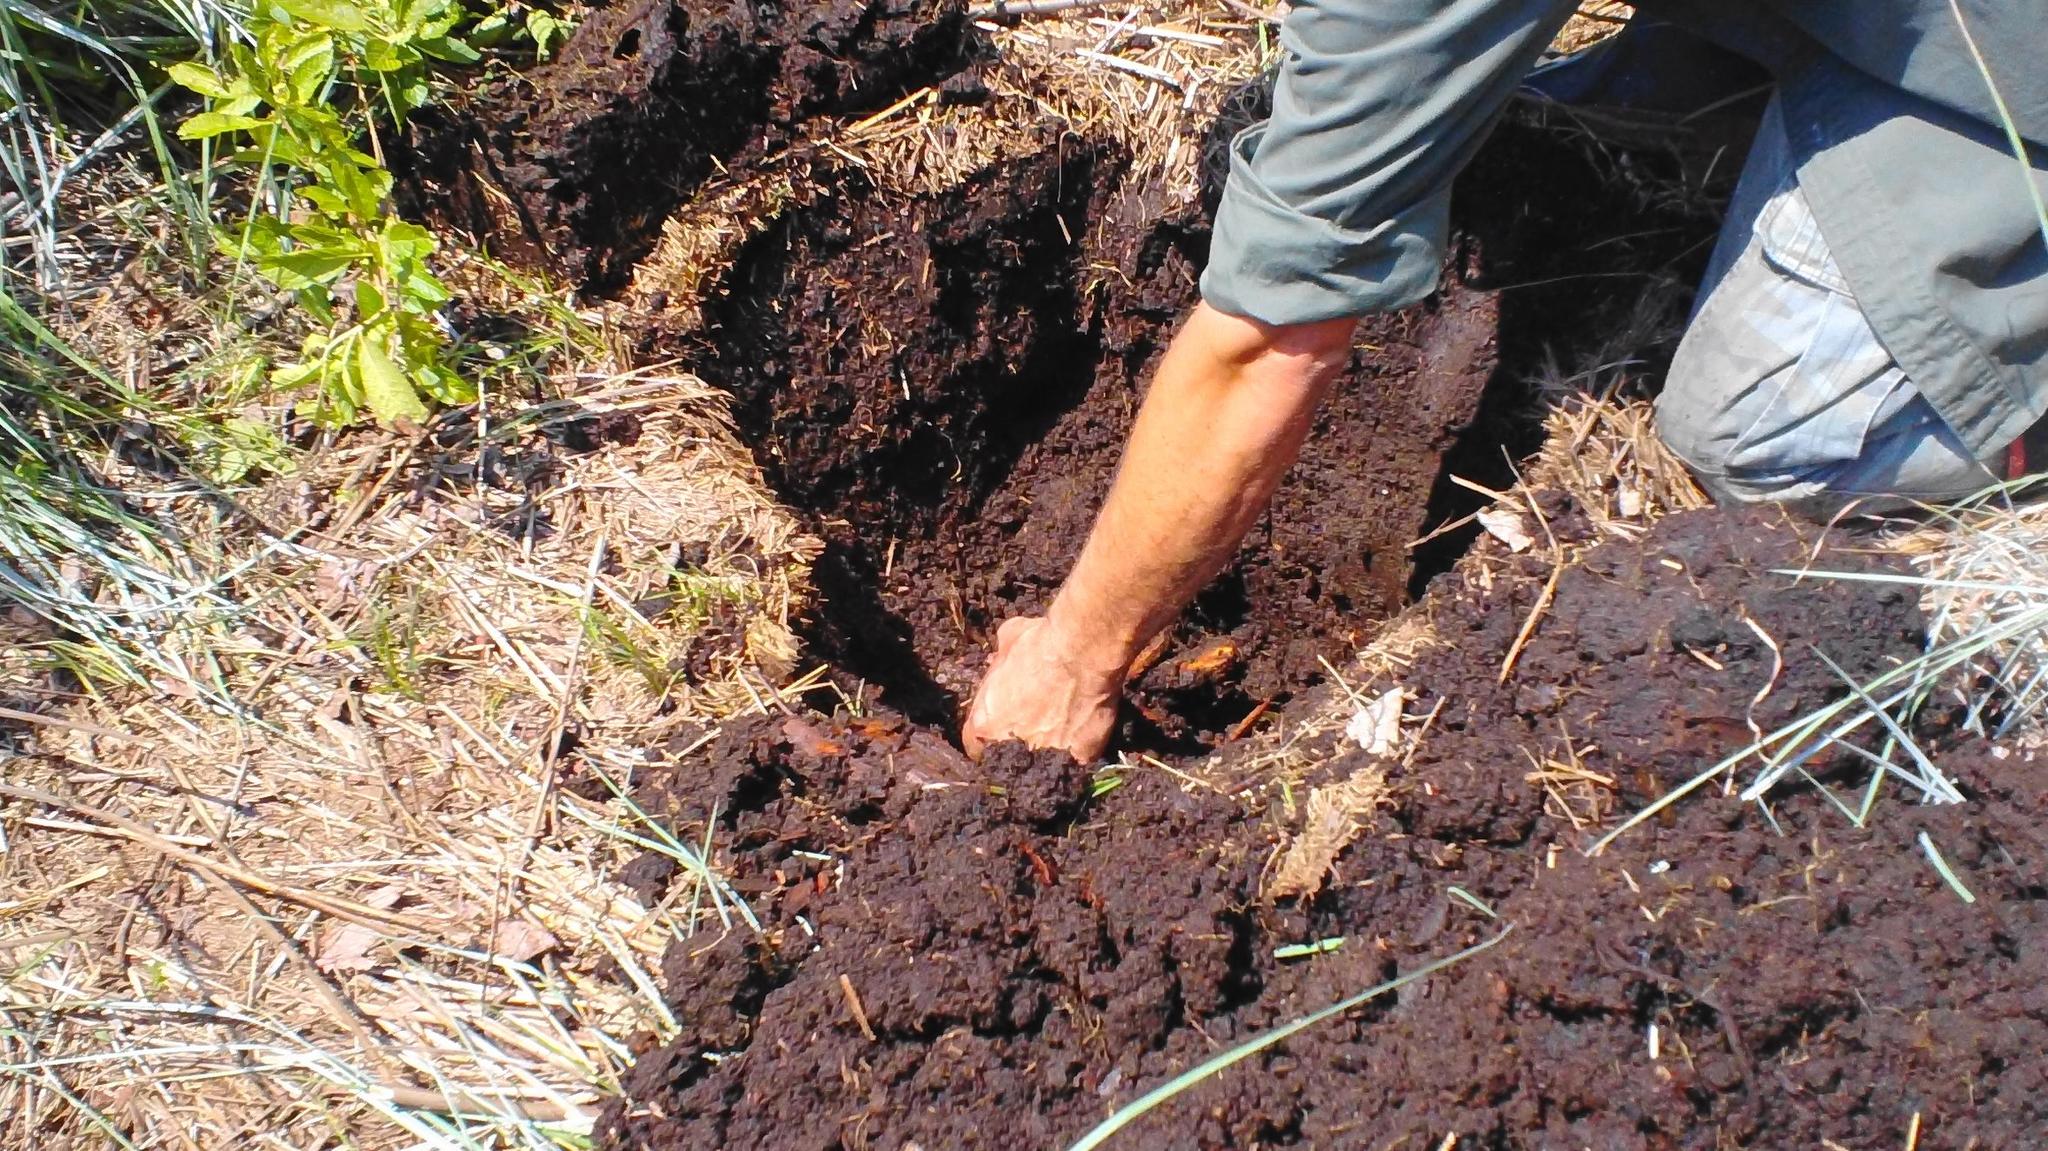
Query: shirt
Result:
<box><xmin>1201</xmin><ymin>0</ymin><xmax>2048</xmax><ymax>458</ymax></box>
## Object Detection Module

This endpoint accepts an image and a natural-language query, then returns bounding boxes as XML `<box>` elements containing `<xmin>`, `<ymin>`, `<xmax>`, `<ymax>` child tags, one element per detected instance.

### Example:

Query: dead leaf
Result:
<box><xmin>1171</xmin><ymin>638</ymin><xmax>1242</xmax><ymax>684</ymax></box>
<box><xmin>1616</xmin><ymin>481</ymin><xmax>1644</xmax><ymax>518</ymax></box>
<box><xmin>1126</xmin><ymin>632</ymin><xmax>1174</xmax><ymax>679</ymax></box>
<box><xmin>1343</xmin><ymin>687</ymin><xmax>1408</xmax><ymax>756</ymax></box>
<box><xmin>782</xmin><ymin>716</ymin><xmax>846</xmax><ymax>758</ymax></box>
<box><xmin>491</xmin><ymin>919</ymin><xmax>560</xmax><ymax>963</ymax></box>
<box><xmin>1477</xmin><ymin>507</ymin><xmax>1535</xmax><ymax>552</ymax></box>
<box><xmin>361</xmin><ymin>883</ymin><xmax>405</xmax><ymax>911</ymax></box>
<box><xmin>314</xmin><ymin>921</ymin><xmax>383</xmax><ymax>973</ymax></box>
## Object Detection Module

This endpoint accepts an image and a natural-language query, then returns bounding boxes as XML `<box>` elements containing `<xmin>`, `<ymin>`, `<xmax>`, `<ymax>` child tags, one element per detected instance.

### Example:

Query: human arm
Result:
<box><xmin>961</xmin><ymin>0</ymin><xmax>1577</xmax><ymax>761</ymax></box>
<box><xmin>960</xmin><ymin>304</ymin><xmax>1355</xmax><ymax>761</ymax></box>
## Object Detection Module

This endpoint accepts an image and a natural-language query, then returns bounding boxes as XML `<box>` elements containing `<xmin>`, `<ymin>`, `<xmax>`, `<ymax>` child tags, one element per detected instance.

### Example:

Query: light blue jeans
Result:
<box><xmin>1653</xmin><ymin>99</ymin><xmax>2007</xmax><ymax>512</ymax></box>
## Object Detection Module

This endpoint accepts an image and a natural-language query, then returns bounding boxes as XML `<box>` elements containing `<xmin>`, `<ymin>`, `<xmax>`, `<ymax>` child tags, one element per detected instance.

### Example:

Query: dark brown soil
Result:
<box><xmin>600</xmin><ymin>509</ymin><xmax>2048</xmax><ymax>1149</ymax></box>
<box><xmin>695</xmin><ymin>112</ymin><xmax>1722</xmax><ymax>743</ymax></box>
<box><xmin>401</xmin><ymin>0</ymin><xmax>977</xmax><ymax>287</ymax></box>
<box><xmin>410</xmin><ymin>11</ymin><xmax>2044</xmax><ymax>1148</ymax></box>
<box><xmin>410</xmin><ymin>0</ymin><xmax>1727</xmax><ymax>745</ymax></box>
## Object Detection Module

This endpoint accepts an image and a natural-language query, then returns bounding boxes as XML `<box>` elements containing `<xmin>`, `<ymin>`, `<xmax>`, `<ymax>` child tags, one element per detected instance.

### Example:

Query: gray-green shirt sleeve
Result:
<box><xmin>1201</xmin><ymin>0</ymin><xmax>1577</xmax><ymax>326</ymax></box>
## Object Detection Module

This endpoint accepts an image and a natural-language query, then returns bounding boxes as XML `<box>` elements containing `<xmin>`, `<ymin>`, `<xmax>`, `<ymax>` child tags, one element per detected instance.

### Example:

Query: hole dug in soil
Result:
<box><xmin>694</xmin><ymin>113</ymin><xmax>1722</xmax><ymax>747</ymax></box>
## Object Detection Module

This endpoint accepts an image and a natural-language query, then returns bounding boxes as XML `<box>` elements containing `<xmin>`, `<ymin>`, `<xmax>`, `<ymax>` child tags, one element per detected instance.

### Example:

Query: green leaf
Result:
<box><xmin>166</xmin><ymin>61</ymin><xmax>233</xmax><ymax>99</ymax></box>
<box><xmin>216</xmin><ymin>92</ymin><xmax>265</xmax><ymax>118</ymax></box>
<box><xmin>418</xmin><ymin>34</ymin><xmax>480</xmax><ymax>64</ymax></box>
<box><xmin>299</xmin><ymin>284</ymin><xmax>336</xmax><ymax>323</ymax></box>
<box><xmin>399</xmin><ymin>271</ymin><xmax>451</xmax><ymax>310</ymax></box>
<box><xmin>177</xmin><ymin>111</ymin><xmax>268</xmax><ymax>141</ymax></box>
<box><xmin>355</xmin><ymin>278</ymin><xmax>386</xmax><ymax>319</ymax></box>
<box><xmin>297</xmin><ymin>186</ymin><xmax>352</xmax><ymax>217</ymax></box>
<box><xmin>271</xmin><ymin>0</ymin><xmax>373</xmax><ymax>32</ymax></box>
<box><xmin>525</xmin><ymin>11</ymin><xmax>568</xmax><ymax>56</ymax></box>
<box><xmin>279</xmin><ymin>34</ymin><xmax>336</xmax><ymax>104</ymax></box>
<box><xmin>361</xmin><ymin>36</ymin><xmax>405</xmax><ymax>71</ymax></box>
<box><xmin>355</xmin><ymin>332</ymin><xmax>431</xmax><ymax>425</ymax></box>
<box><xmin>259</xmin><ymin>248</ymin><xmax>362</xmax><ymax>290</ymax></box>
<box><xmin>381</xmin><ymin>218</ymin><xmax>436</xmax><ymax>256</ymax></box>
<box><xmin>396</xmin><ymin>79</ymin><xmax>432</xmax><ymax>116</ymax></box>
<box><xmin>467</xmin><ymin>11</ymin><xmax>513</xmax><ymax>46</ymax></box>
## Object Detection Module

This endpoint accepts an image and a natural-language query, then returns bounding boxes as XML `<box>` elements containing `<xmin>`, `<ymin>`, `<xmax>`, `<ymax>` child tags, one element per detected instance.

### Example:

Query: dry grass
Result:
<box><xmin>3</xmin><ymin>174</ymin><xmax>819</xmax><ymax>1146</ymax></box>
<box><xmin>1855</xmin><ymin>483</ymin><xmax>2048</xmax><ymax>749</ymax></box>
<box><xmin>1552</xmin><ymin>0</ymin><xmax>1631</xmax><ymax>55</ymax></box>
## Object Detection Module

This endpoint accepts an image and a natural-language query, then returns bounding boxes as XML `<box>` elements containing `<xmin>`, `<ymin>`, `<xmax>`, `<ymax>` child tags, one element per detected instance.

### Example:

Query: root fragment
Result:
<box><xmin>1268</xmin><ymin>767</ymin><xmax>1391</xmax><ymax>901</ymax></box>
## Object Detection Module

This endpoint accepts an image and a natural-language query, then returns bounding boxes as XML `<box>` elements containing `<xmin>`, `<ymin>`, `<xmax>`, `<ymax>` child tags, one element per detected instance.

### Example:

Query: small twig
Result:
<box><xmin>330</xmin><ymin>1084</ymin><xmax>575</xmax><ymax>1124</ymax></box>
<box><xmin>0</xmin><ymin>705</ymin><xmax>146</xmax><ymax>746</ymax></box>
<box><xmin>1498</xmin><ymin>563</ymin><xmax>1562</xmax><ymax>684</ymax></box>
<box><xmin>210</xmin><ymin>877</ymin><xmax>391</xmax><ymax>1065</ymax></box>
<box><xmin>1740</xmin><ymin>614</ymin><xmax>1783</xmax><ymax>741</ymax></box>
<box><xmin>1073</xmin><ymin>49</ymin><xmax>1185</xmax><ymax>92</ymax></box>
<box><xmin>1216</xmin><ymin>0</ymin><xmax>1283</xmax><ymax>23</ymax></box>
<box><xmin>0</xmin><ymin>783</ymin><xmax>432</xmax><ymax>933</ymax></box>
<box><xmin>1499</xmin><ymin>469</ymin><xmax>1565</xmax><ymax>683</ymax></box>
<box><xmin>839</xmin><ymin>973</ymin><xmax>877</xmax><ymax>1042</ymax></box>
<box><xmin>1084</xmin><ymin>19</ymin><xmax>1233</xmax><ymax>49</ymax></box>
<box><xmin>844</xmin><ymin>86</ymin><xmax>936</xmax><ymax>136</ymax></box>
<box><xmin>1225</xmin><ymin>699</ymin><xmax>1272</xmax><ymax>742</ymax></box>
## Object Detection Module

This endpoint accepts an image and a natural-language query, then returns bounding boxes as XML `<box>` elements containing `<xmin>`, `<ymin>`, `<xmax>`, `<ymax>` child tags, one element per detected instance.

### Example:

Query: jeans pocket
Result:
<box><xmin>1754</xmin><ymin>178</ymin><xmax>1855</xmax><ymax>297</ymax></box>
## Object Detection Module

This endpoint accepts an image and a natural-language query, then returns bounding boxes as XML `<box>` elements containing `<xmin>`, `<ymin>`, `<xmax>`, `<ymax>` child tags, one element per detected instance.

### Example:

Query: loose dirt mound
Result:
<box><xmin>404</xmin><ymin>9</ymin><xmax>2045</xmax><ymax>1149</ymax></box>
<box><xmin>600</xmin><ymin>509</ymin><xmax>2048</xmax><ymax>1148</ymax></box>
<box><xmin>407</xmin><ymin>0</ymin><xmax>977</xmax><ymax>287</ymax></box>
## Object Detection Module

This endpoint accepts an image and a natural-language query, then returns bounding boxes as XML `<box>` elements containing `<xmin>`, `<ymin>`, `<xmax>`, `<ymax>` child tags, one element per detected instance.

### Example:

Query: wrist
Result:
<box><xmin>1041</xmin><ymin>595</ymin><xmax>1143</xmax><ymax>686</ymax></box>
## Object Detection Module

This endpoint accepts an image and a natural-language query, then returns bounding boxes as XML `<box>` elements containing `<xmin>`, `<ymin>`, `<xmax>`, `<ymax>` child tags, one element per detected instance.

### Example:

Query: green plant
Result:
<box><xmin>466</xmin><ymin>0</ymin><xmax>566</xmax><ymax>59</ymax></box>
<box><xmin>171</xmin><ymin>0</ymin><xmax>480</xmax><ymax>426</ymax></box>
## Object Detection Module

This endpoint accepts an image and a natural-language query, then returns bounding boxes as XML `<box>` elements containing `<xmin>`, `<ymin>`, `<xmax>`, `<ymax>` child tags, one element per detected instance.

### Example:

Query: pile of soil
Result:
<box><xmin>408</xmin><ymin>7</ymin><xmax>2044</xmax><ymax>1148</ymax></box>
<box><xmin>600</xmin><ymin>509</ymin><xmax>2048</xmax><ymax>1149</ymax></box>
<box><xmin>404</xmin><ymin>0</ymin><xmax>978</xmax><ymax>288</ymax></box>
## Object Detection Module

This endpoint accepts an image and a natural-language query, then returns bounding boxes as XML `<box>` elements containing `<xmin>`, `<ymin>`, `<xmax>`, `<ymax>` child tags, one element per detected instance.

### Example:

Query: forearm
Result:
<box><xmin>1042</xmin><ymin>303</ymin><xmax>1356</xmax><ymax>678</ymax></box>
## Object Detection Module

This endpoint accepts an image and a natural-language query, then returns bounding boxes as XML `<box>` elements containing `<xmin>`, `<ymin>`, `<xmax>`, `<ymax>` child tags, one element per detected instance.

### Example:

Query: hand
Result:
<box><xmin>960</xmin><ymin>616</ymin><xmax>1123</xmax><ymax>763</ymax></box>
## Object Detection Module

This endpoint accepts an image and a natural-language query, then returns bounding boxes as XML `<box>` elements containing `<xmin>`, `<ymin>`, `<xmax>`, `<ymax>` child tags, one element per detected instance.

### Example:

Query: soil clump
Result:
<box><xmin>601</xmin><ymin>508</ymin><xmax>2048</xmax><ymax>1149</ymax></box>
<box><xmin>403</xmin><ymin>0</ymin><xmax>977</xmax><ymax>288</ymax></box>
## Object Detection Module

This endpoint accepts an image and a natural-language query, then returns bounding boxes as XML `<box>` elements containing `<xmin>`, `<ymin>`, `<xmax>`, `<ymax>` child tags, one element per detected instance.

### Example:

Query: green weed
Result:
<box><xmin>170</xmin><ymin>0</ymin><xmax>480</xmax><ymax>427</ymax></box>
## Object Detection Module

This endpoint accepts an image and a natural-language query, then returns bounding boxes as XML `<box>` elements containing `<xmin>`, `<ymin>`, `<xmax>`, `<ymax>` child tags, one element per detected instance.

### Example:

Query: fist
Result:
<box><xmin>960</xmin><ymin>617</ymin><xmax>1122</xmax><ymax>763</ymax></box>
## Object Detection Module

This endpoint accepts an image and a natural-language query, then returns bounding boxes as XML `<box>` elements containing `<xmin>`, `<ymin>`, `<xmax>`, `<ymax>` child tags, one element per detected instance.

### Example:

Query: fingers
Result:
<box><xmin>960</xmin><ymin>690</ymin><xmax>990</xmax><ymax>761</ymax></box>
<box><xmin>964</xmin><ymin>618</ymin><xmax>1033</xmax><ymax>761</ymax></box>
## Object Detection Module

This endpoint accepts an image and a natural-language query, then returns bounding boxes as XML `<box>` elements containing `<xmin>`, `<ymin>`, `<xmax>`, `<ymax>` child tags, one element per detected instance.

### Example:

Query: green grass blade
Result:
<box><xmin>1917</xmin><ymin>830</ymin><xmax>1978</xmax><ymax>904</ymax></box>
<box><xmin>1947</xmin><ymin>0</ymin><xmax>2048</xmax><ymax>249</ymax></box>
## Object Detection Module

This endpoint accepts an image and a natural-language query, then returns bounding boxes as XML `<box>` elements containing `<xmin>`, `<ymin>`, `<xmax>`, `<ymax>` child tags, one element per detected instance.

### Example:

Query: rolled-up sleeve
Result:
<box><xmin>1202</xmin><ymin>0</ymin><xmax>1576</xmax><ymax>325</ymax></box>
